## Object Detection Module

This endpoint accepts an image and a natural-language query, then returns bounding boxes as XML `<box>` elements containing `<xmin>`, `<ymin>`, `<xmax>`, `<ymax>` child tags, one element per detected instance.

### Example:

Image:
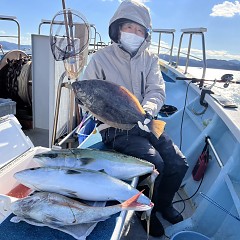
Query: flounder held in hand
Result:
<box><xmin>71</xmin><ymin>79</ymin><xmax>165</xmax><ymax>139</ymax></box>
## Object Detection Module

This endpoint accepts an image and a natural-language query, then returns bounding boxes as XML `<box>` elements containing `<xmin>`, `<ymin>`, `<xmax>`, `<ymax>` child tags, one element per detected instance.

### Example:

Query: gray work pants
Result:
<box><xmin>100</xmin><ymin>126</ymin><xmax>189</xmax><ymax>211</ymax></box>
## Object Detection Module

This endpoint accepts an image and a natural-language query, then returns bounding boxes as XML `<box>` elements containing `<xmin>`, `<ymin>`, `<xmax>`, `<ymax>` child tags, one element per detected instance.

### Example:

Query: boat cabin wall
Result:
<box><xmin>31</xmin><ymin>34</ymin><xmax>79</xmax><ymax>147</ymax></box>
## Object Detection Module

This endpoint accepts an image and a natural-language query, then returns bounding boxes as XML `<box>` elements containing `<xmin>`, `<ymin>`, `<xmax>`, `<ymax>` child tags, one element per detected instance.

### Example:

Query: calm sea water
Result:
<box><xmin>185</xmin><ymin>67</ymin><xmax>240</xmax><ymax>106</ymax></box>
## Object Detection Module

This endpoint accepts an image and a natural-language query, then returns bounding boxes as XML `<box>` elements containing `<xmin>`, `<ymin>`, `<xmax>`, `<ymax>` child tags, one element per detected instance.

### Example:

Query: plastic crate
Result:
<box><xmin>0</xmin><ymin>98</ymin><xmax>16</xmax><ymax>117</ymax></box>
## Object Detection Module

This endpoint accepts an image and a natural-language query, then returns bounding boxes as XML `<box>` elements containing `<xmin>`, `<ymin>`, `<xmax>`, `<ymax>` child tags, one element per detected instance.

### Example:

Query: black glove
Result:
<box><xmin>145</xmin><ymin>111</ymin><xmax>153</xmax><ymax>121</ymax></box>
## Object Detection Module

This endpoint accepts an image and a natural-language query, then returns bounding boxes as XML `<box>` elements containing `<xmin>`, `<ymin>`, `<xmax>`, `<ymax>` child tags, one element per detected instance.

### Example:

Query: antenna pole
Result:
<box><xmin>62</xmin><ymin>0</ymin><xmax>71</xmax><ymax>49</ymax></box>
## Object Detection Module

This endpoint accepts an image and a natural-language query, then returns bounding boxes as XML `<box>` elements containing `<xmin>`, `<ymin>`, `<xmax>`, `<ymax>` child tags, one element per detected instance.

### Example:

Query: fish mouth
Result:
<box><xmin>14</xmin><ymin>172</ymin><xmax>29</xmax><ymax>183</ymax></box>
<box><xmin>14</xmin><ymin>168</ymin><xmax>40</xmax><ymax>182</ymax></box>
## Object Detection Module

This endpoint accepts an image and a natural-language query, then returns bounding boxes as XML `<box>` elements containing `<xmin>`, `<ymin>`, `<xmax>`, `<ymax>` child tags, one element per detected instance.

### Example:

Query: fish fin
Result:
<box><xmin>148</xmin><ymin>119</ymin><xmax>166</xmax><ymax>139</ymax></box>
<box><xmin>60</xmin><ymin>189</ymin><xmax>79</xmax><ymax>198</ymax></box>
<box><xmin>138</xmin><ymin>169</ymin><xmax>159</xmax><ymax>200</ymax></box>
<box><xmin>138</xmin><ymin>177</ymin><xmax>152</xmax><ymax>199</ymax></box>
<box><xmin>29</xmin><ymin>218</ymin><xmax>45</xmax><ymax>225</ymax></box>
<box><xmin>138</xmin><ymin>176</ymin><xmax>150</xmax><ymax>187</ymax></box>
<box><xmin>87</xmin><ymin>216</ymin><xmax>110</xmax><ymax>223</ymax></box>
<box><xmin>138</xmin><ymin>209</ymin><xmax>152</xmax><ymax>238</ymax></box>
<box><xmin>99</xmin><ymin>169</ymin><xmax>108</xmax><ymax>174</ymax></box>
<box><xmin>80</xmin><ymin>158</ymin><xmax>95</xmax><ymax>166</ymax></box>
<box><xmin>10</xmin><ymin>216</ymin><xmax>22</xmax><ymax>223</ymax></box>
<box><xmin>146</xmin><ymin>209</ymin><xmax>152</xmax><ymax>238</ymax></box>
<box><xmin>119</xmin><ymin>86</ymin><xmax>146</xmax><ymax>114</ymax></box>
<box><xmin>11</xmin><ymin>216</ymin><xmax>44</xmax><ymax>225</ymax></box>
<box><xmin>44</xmin><ymin>215</ymin><xmax>67</xmax><ymax>226</ymax></box>
<box><xmin>66</xmin><ymin>169</ymin><xmax>82</xmax><ymax>175</ymax></box>
<box><xmin>75</xmin><ymin>97</ymin><xmax>84</xmax><ymax>106</ymax></box>
<box><xmin>121</xmin><ymin>191</ymin><xmax>152</xmax><ymax>211</ymax></box>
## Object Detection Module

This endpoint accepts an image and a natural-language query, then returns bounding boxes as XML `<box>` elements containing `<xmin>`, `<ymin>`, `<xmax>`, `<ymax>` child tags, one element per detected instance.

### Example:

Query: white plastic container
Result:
<box><xmin>0</xmin><ymin>115</ymin><xmax>49</xmax><ymax>221</ymax></box>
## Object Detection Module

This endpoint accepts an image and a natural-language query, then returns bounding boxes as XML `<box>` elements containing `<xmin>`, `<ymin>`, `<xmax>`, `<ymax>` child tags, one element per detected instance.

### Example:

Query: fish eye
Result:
<box><xmin>29</xmin><ymin>167</ymin><xmax>39</xmax><ymax>170</ymax></box>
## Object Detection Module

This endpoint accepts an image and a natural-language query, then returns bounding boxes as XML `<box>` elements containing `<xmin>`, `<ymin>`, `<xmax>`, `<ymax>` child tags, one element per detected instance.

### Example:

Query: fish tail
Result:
<box><xmin>121</xmin><ymin>191</ymin><xmax>152</xmax><ymax>211</ymax></box>
<box><xmin>148</xmin><ymin>119</ymin><xmax>166</xmax><ymax>139</ymax></box>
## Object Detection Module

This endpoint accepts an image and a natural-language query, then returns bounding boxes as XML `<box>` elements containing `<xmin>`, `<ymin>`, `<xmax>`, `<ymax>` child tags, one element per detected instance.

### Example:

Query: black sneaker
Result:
<box><xmin>160</xmin><ymin>205</ymin><xmax>183</xmax><ymax>224</ymax></box>
<box><xmin>136</xmin><ymin>212</ymin><xmax>164</xmax><ymax>237</ymax></box>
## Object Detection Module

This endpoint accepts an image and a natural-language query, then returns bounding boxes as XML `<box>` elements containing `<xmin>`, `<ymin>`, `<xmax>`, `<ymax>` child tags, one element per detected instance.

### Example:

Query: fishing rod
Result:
<box><xmin>176</xmin><ymin>74</ymin><xmax>240</xmax><ymax>88</ymax></box>
<box><xmin>176</xmin><ymin>74</ymin><xmax>239</xmax><ymax>109</ymax></box>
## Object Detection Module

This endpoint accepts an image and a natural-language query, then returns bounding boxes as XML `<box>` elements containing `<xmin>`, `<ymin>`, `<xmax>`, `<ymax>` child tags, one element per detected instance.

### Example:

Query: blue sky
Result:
<box><xmin>0</xmin><ymin>0</ymin><xmax>240</xmax><ymax>60</ymax></box>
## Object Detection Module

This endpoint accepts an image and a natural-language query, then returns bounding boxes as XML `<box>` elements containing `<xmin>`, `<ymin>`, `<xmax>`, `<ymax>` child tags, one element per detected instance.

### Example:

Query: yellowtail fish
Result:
<box><xmin>11</xmin><ymin>191</ymin><xmax>152</xmax><ymax>226</ymax></box>
<box><xmin>14</xmin><ymin>167</ymin><xmax>151</xmax><ymax>205</ymax></box>
<box><xmin>71</xmin><ymin>80</ymin><xmax>166</xmax><ymax>139</ymax></box>
<box><xmin>33</xmin><ymin>148</ymin><xmax>155</xmax><ymax>180</ymax></box>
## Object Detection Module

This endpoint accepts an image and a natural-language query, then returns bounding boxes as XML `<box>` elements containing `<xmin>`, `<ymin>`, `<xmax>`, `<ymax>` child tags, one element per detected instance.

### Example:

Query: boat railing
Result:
<box><xmin>38</xmin><ymin>18</ymin><xmax>92</xmax><ymax>36</ymax></box>
<box><xmin>176</xmin><ymin>28</ymin><xmax>207</xmax><ymax>79</ymax></box>
<box><xmin>152</xmin><ymin>27</ymin><xmax>207</xmax><ymax>79</ymax></box>
<box><xmin>0</xmin><ymin>15</ymin><xmax>20</xmax><ymax>50</ymax></box>
<box><xmin>206</xmin><ymin>137</ymin><xmax>224</xmax><ymax>168</ymax></box>
<box><xmin>38</xmin><ymin>19</ymin><xmax>63</xmax><ymax>34</ymax></box>
<box><xmin>38</xmin><ymin>20</ymin><xmax>107</xmax><ymax>54</ymax></box>
<box><xmin>88</xmin><ymin>24</ymin><xmax>109</xmax><ymax>53</ymax></box>
<box><xmin>152</xmin><ymin>28</ymin><xmax>175</xmax><ymax>64</ymax></box>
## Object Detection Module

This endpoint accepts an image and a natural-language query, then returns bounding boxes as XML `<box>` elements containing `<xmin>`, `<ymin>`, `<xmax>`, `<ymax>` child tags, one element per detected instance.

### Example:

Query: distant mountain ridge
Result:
<box><xmin>160</xmin><ymin>54</ymin><xmax>240</xmax><ymax>71</ymax></box>
<box><xmin>1</xmin><ymin>41</ymin><xmax>239</xmax><ymax>71</ymax></box>
<box><xmin>0</xmin><ymin>41</ymin><xmax>31</xmax><ymax>51</ymax></box>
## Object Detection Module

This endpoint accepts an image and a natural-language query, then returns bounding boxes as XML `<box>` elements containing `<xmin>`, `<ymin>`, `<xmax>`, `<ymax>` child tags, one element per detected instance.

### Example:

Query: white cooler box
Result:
<box><xmin>0</xmin><ymin>114</ymin><xmax>49</xmax><ymax>221</ymax></box>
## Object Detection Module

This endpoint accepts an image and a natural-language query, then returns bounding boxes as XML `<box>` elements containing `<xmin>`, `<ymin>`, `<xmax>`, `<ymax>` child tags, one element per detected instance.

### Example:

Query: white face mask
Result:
<box><xmin>120</xmin><ymin>31</ymin><xmax>144</xmax><ymax>53</ymax></box>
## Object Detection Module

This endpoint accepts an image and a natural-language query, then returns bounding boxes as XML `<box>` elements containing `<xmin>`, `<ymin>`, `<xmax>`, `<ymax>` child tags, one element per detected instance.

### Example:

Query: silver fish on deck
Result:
<box><xmin>71</xmin><ymin>79</ymin><xmax>166</xmax><ymax>139</ymax></box>
<box><xmin>33</xmin><ymin>148</ymin><xmax>155</xmax><ymax>180</ymax></box>
<box><xmin>11</xmin><ymin>191</ymin><xmax>152</xmax><ymax>226</ymax></box>
<box><xmin>14</xmin><ymin>167</ymin><xmax>151</xmax><ymax>205</ymax></box>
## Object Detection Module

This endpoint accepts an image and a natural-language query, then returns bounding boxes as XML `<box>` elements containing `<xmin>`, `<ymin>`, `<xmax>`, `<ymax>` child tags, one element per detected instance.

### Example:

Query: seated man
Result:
<box><xmin>83</xmin><ymin>0</ymin><xmax>188</xmax><ymax>237</ymax></box>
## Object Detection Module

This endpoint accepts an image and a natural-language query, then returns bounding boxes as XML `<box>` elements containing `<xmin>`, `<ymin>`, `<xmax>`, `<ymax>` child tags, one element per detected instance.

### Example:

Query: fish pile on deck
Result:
<box><xmin>11</xmin><ymin>148</ymin><xmax>155</xmax><ymax>231</ymax></box>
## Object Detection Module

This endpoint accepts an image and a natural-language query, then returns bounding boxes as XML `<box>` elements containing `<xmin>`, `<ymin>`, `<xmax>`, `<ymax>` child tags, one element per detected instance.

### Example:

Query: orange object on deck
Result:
<box><xmin>7</xmin><ymin>184</ymin><xmax>32</xmax><ymax>198</ymax></box>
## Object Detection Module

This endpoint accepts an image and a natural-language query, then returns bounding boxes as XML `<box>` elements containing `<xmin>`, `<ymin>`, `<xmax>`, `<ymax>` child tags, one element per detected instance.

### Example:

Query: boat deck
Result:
<box><xmin>23</xmin><ymin>128</ymin><xmax>49</xmax><ymax>148</ymax></box>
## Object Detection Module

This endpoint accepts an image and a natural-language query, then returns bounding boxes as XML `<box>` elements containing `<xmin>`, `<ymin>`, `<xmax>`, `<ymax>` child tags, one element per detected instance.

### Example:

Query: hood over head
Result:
<box><xmin>109</xmin><ymin>0</ymin><xmax>152</xmax><ymax>43</ymax></box>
